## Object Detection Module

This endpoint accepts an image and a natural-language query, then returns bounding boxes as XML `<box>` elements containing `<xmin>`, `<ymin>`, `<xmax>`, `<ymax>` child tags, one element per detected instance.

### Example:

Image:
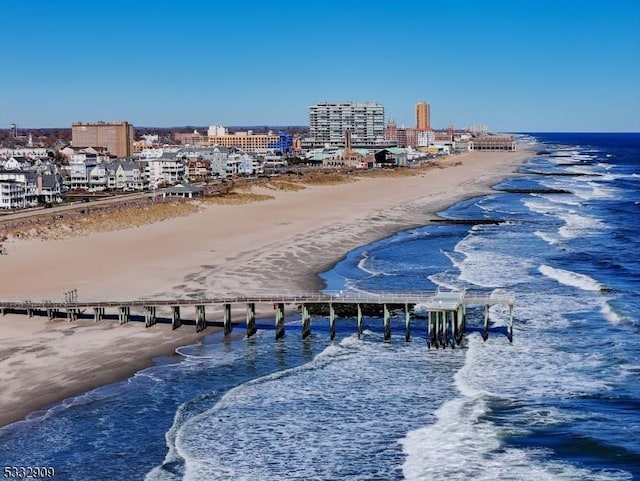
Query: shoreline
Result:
<box><xmin>0</xmin><ymin>149</ymin><xmax>532</xmax><ymax>428</ymax></box>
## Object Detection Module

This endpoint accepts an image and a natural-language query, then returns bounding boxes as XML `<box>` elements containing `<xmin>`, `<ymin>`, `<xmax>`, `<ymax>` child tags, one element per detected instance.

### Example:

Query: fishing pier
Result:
<box><xmin>0</xmin><ymin>289</ymin><xmax>515</xmax><ymax>348</ymax></box>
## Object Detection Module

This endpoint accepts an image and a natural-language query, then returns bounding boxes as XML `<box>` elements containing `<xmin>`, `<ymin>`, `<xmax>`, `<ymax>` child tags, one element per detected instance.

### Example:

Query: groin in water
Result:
<box><xmin>429</xmin><ymin>218</ymin><xmax>505</xmax><ymax>226</ymax></box>
<box><xmin>494</xmin><ymin>187</ymin><xmax>572</xmax><ymax>194</ymax></box>
<box><xmin>526</xmin><ymin>171</ymin><xmax>602</xmax><ymax>177</ymax></box>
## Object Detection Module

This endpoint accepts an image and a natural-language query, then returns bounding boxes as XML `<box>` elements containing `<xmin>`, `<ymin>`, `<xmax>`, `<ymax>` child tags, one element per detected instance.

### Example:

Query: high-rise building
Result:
<box><xmin>416</xmin><ymin>102</ymin><xmax>431</xmax><ymax>131</ymax></box>
<box><xmin>309</xmin><ymin>102</ymin><xmax>385</xmax><ymax>147</ymax></box>
<box><xmin>71</xmin><ymin>121</ymin><xmax>135</xmax><ymax>157</ymax></box>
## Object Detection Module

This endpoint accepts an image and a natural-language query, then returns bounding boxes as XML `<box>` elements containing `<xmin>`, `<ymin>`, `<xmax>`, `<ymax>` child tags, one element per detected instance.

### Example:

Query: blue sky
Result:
<box><xmin>1</xmin><ymin>0</ymin><xmax>639</xmax><ymax>131</ymax></box>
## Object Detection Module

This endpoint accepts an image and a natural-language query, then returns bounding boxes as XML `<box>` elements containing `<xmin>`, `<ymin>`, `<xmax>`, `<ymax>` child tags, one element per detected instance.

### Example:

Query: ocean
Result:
<box><xmin>0</xmin><ymin>132</ymin><xmax>638</xmax><ymax>480</ymax></box>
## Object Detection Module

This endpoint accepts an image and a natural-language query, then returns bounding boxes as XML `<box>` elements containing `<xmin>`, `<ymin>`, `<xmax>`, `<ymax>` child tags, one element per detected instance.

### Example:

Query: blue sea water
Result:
<box><xmin>1</xmin><ymin>133</ymin><xmax>638</xmax><ymax>480</ymax></box>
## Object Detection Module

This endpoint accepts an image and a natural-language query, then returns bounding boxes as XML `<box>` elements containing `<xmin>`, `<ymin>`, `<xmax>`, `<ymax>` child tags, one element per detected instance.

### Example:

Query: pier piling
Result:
<box><xmin>275</xmin><ymin>302</ymin><xmax>285</xmax><ymax>340</ymax></box>
<box><xmin>223</xmin><ymin>303</ymin><xmax>232</xmax><ymax>335</ymax></box>
<box><xmin>483</xmin><ymin>304</ymin><xmax>489</xmax><ymax>341</ymax></box>
<box><xmin>405</xmin><ymin>303</ymin><xmax>411</xmax><ymax>342</ymax></box>
<box><xmin>118</xmin><ymin>306</ymin><xmax>130</xmax><ymax>325</ymax></box>
<box><xmin>195</xmin><ymin>305</ymin><xmax>206</xmax><ymax>332</ymax></box>
<box><xmin>329</xmin><ymin>303</ymin><xmax>336</xmax><ymax>340</ymax></box>
<box><xmin>93</xmin><ymin>307</ymin><xmax>104</xmax><ymax>322</ymax></box>
<box><xmin>357</xmin><ymin>303</ymin><xmax>363</xmax><ymax>339</ymax></box>
<box><xmin>172</xmin><ymin>306</ymin><xmax>181</xmax><ymax>330</ymax></box>
<box><xmin>144</xmin><ymin>306</ymin><xmax>156</xmax><ymax>328</ymax></box>
<box><xmin>246</xmin><ymin>303</ymin><xmax>256</xmax><ymax>337</ymax></box>
<box><xmin>383</xmin><ymin>304</ymin><xmax>391</xmax><ymax>342</ymax></box>
<box><xmin>301</xmin><ymin>304</ymin><xmax>311</xmax><ymax>339</ymax></box>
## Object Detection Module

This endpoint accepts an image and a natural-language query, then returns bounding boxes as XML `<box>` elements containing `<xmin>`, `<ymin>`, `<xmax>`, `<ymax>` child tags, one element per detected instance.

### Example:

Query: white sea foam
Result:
<box><xmin>601</xmin><ymin>301</ymin><xmax>627</xmax><ymax>324</ymax></box>
<box><xmin>400</xmin><ymin>332</ymin><xmax>625</xmax><ymax>481</ymax></box>
<box><xmin>569</xmin><ymin>180</ymin><xmax>617</xmax><ymax>200</ymax></box>
<box><xmin>522</xmin><ymin>197</ymin><xmax>562</xmax><ymax>216</ymax></box>
<box><xmin>165</xmin><ymin>336</ymin><xmax>462</xmax><ymax>481</ymax></box>
<box><xmin>557</xmin><ymin>211</ymin><xmax>605</xmax><ymax>239</ymax></box>
<box><xmin>534</xmin><ymin>230</ymin><xmax>559</xmax><ymax>245</ymax></box>
<box><xmin>453</xmin><ymin>234</ymin><xmax>536</xmax><ymax>287</ymax></box>
<box><xmin>544</xmin><ymin>195</ymin><xmax>582</xmax><ymax>206</ymax></box>
<box><xmin>539</xmin><ymin>264</ymin><xmax>603</xmax><ymax>291</ymax></box>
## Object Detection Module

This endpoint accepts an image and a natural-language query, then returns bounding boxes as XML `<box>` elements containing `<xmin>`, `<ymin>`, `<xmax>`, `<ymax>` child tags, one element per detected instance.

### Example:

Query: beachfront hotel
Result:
<box><xmin>172</xmin><ymin>126</ymin><xmax>291</xmax><ymax>154</ymax></box>
<box><xmin>71</xmin><ymin>121</ymin><xmax>135</xmax><ymax>158</ymax></box>
<box><xmin>307</xmin><ymin>102</ymin><xmax>386</xmax><ymax>148</ymax></box>
<box><xmin>206</xmin><ymin>126</ymin><xmax>291</xmax><ymax>153</ymax></box>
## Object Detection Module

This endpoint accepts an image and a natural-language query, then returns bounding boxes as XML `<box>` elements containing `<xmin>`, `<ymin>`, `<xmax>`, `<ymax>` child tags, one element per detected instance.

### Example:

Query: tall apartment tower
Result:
<box><xmin>416</xmin><ymin>102</ymin><xmax>431</xmax><ymax>131</ymax></box>
<box><xmin>309</xmin><ymin>102</ymin><xmax>385</xmax><ymax>147</ymax></box>
<box><xmin>71</xmin><ymin>121</ymin><xmax>135</xmax><ymax>157</ymax></box>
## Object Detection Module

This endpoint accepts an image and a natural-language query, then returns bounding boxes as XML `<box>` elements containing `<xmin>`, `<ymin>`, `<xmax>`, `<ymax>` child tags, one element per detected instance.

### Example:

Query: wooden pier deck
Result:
<box><xmin>0</xmin><ymin>289</ymin><xmax>515</xmax><ymax>347</ymax></box>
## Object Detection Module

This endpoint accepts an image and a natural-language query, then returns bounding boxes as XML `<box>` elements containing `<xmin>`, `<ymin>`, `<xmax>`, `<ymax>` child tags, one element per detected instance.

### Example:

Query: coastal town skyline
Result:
<box><xmin>1</xmin><ymin>0</ymin><xmax>639</xmax><ymax>132</ymax></box>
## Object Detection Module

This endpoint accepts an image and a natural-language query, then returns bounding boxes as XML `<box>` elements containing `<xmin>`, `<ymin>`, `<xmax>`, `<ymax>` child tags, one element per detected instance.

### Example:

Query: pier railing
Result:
<box><xmin>0</xmin><ymin>289</ymin><xmax>514</xmax><ymax>310</ymax></box>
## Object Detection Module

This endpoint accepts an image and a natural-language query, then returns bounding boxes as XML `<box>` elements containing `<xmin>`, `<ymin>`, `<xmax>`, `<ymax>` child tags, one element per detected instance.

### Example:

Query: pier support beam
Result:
<box><xmin>357</xmin><ymin>304</ymin><xmax>363</xmax><ymax>339</ymax></box>
<box><xmin>27</xmin><ymin>308</ymin><xmax>34</xmax><ymax>318</ymax></box>
<box><xmin>66</xmin><ymin>308</ymin><xmax>78</xmax><ymax>322</ymax></box>
<box><xmin>246</xmin><ymin>303</ymin><xmax>256</xmax><ymax>337</ymax></box>
<box><xmin>301</xmin><ymin>304</ymin><xmax>311</xmax><ymax>339</ymax></box>
<box><xmin>172</xmin><ymin>306</ymin><xmax>181</xmax><ymax>330</ymax></box>
<box><xmin>454</xmin><ymin>306</ymin><xmax>464</xmax><ymax>345</ymax></box>
<box><xmin>144</xmin><ymin>306</ymin><xmax>156</xmax><ymax>328</ymax></box>
<box><xmin>195</xmin><ymin>305</ymin><xmax>206</xmax><ymax>332</ymax></box>
<box><xmin>508</xmin><ymin>305</ymin><xmax>513</xmax><ymax>343</ymax></box>
<box><xmin>383</xmin><ymin>304</ymin><xmax>391</xmax><ymax>342</ymax></box>
<box><xmin>427</xmin><ymin>311</ymin><xmax>434</xmax><ymax>348</ymax></box>
<box><xmin>449</xmin><ymin>311</ymin><xmax>456</xmax><ymax>349</ymax></box>
<box><xmin>93</xmin><ymin>307</ymin><xmax>105</xmax><ymax>322</ymax></box>
<box><xmin>275</xmin><ymin>302</ymin><xmax>285</xmax><ymax>340</ymax></box>
<box><xmin>118</xmin><ymin>306</ymin><xmax>130</xmax><ymax>325</ymax></box>
<box><xmin>482</xmin><ymin>304</ymin><xmax>489</xmax><ymax>341</ymax></box>
<box><xmin>437</xmin><ymin>311</ymin><xmax>445</xmax><ymax>348</ymax></box>
<box><xmin>223</xmin><ymin>303</ymin><xmax>232</xmax><ymax>336</ymax></box>
<box><xmin>462</xmin><ymin>304</ymin><xmax>467</xmax><ymax>332</ymax></box>
<box><xmin>405</xmin><ymin>303</ymin><xmax>411</xmax><ymax>342</ymax></box>
<box><xmin>47</xmin><ymin>308</ymin><xmax>56</xmax><ymax>320</ymax></box>
<box><xmin>329</xmin><ymin>303</ymin><xmax>336</xmax><ymax>340</ymax></box>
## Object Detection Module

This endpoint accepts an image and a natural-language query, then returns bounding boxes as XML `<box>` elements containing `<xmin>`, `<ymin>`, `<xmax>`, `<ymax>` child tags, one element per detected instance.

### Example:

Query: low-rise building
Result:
<box><xmin>469</xmin><ymin>135</ymin><xmax>517</xmax><ymax>151</ymax></box>
<box><xmin>161</xmin><ymin>183</ymin><xmax>204</xmax><ymax>199</ymax></box>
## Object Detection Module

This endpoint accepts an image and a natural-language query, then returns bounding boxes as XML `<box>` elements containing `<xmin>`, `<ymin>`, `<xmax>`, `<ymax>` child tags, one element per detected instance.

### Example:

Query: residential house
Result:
<box><xmin>146</xmin><ymin>153</ymin><xmax>185</xmax><ymax>188</ymax></box>
<box><xmin>0</xmin><ymin>171</ymin><xmax>38</xmax><ymax>209</ymax></box>
<box><xmin>106</xmin><ymin>160</ymin><xmax>144</xmax><ymax>190</ymax></box>
<box><xmin>185</xmin><ymin>158</ymin><xmax>211</xmax><ymax>181</ymax></box>
<box><xmin>67</xmin><ymin>155</ymin><xmax>97</xmax><ymax>190</ymax></box>
<box><xmin>37</xmin><ymin>173</ymin><xmax>63</xmax><ymax>203</ymax></box>
<box><xmin>2</xmin><ymin>156</ymin><xmax>32</xmax><ymax>170</ymax></box>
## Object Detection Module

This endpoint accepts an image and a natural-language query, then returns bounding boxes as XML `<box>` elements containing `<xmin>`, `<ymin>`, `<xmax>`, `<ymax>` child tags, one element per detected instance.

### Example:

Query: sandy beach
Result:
<box><xmin>0</xmin><ymin>149</ymin><xmax>531</xmax><ymax>427</ymax></box>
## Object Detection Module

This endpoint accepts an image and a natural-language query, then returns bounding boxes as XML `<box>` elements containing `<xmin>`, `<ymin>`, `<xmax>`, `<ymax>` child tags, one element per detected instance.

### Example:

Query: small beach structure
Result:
<box><xmin>161</xmin><ymin>183</ymin><xmax>204</xmax><ymax>199</ymax></box>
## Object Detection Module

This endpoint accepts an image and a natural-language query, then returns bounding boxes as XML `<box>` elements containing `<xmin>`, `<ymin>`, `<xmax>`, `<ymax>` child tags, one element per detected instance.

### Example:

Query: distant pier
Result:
<box><xmin>0</xmin><ymin>289</ymin><xmax>515</xmax><ymax>347</ymax></box>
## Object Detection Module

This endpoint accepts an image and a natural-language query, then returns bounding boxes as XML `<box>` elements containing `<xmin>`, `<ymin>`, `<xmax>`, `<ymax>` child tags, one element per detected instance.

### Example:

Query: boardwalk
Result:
<box><xmin>0</xmin><ymin>289</ymin><xmax>514</xmax><ymax>348</ymax></box>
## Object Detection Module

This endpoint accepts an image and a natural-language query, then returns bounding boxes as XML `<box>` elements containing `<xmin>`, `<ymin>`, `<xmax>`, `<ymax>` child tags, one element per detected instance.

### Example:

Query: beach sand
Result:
<box><xmin>0</xmin><ymin>149</ymin><xmax>531</xmax><ymax>427</ymax></box>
